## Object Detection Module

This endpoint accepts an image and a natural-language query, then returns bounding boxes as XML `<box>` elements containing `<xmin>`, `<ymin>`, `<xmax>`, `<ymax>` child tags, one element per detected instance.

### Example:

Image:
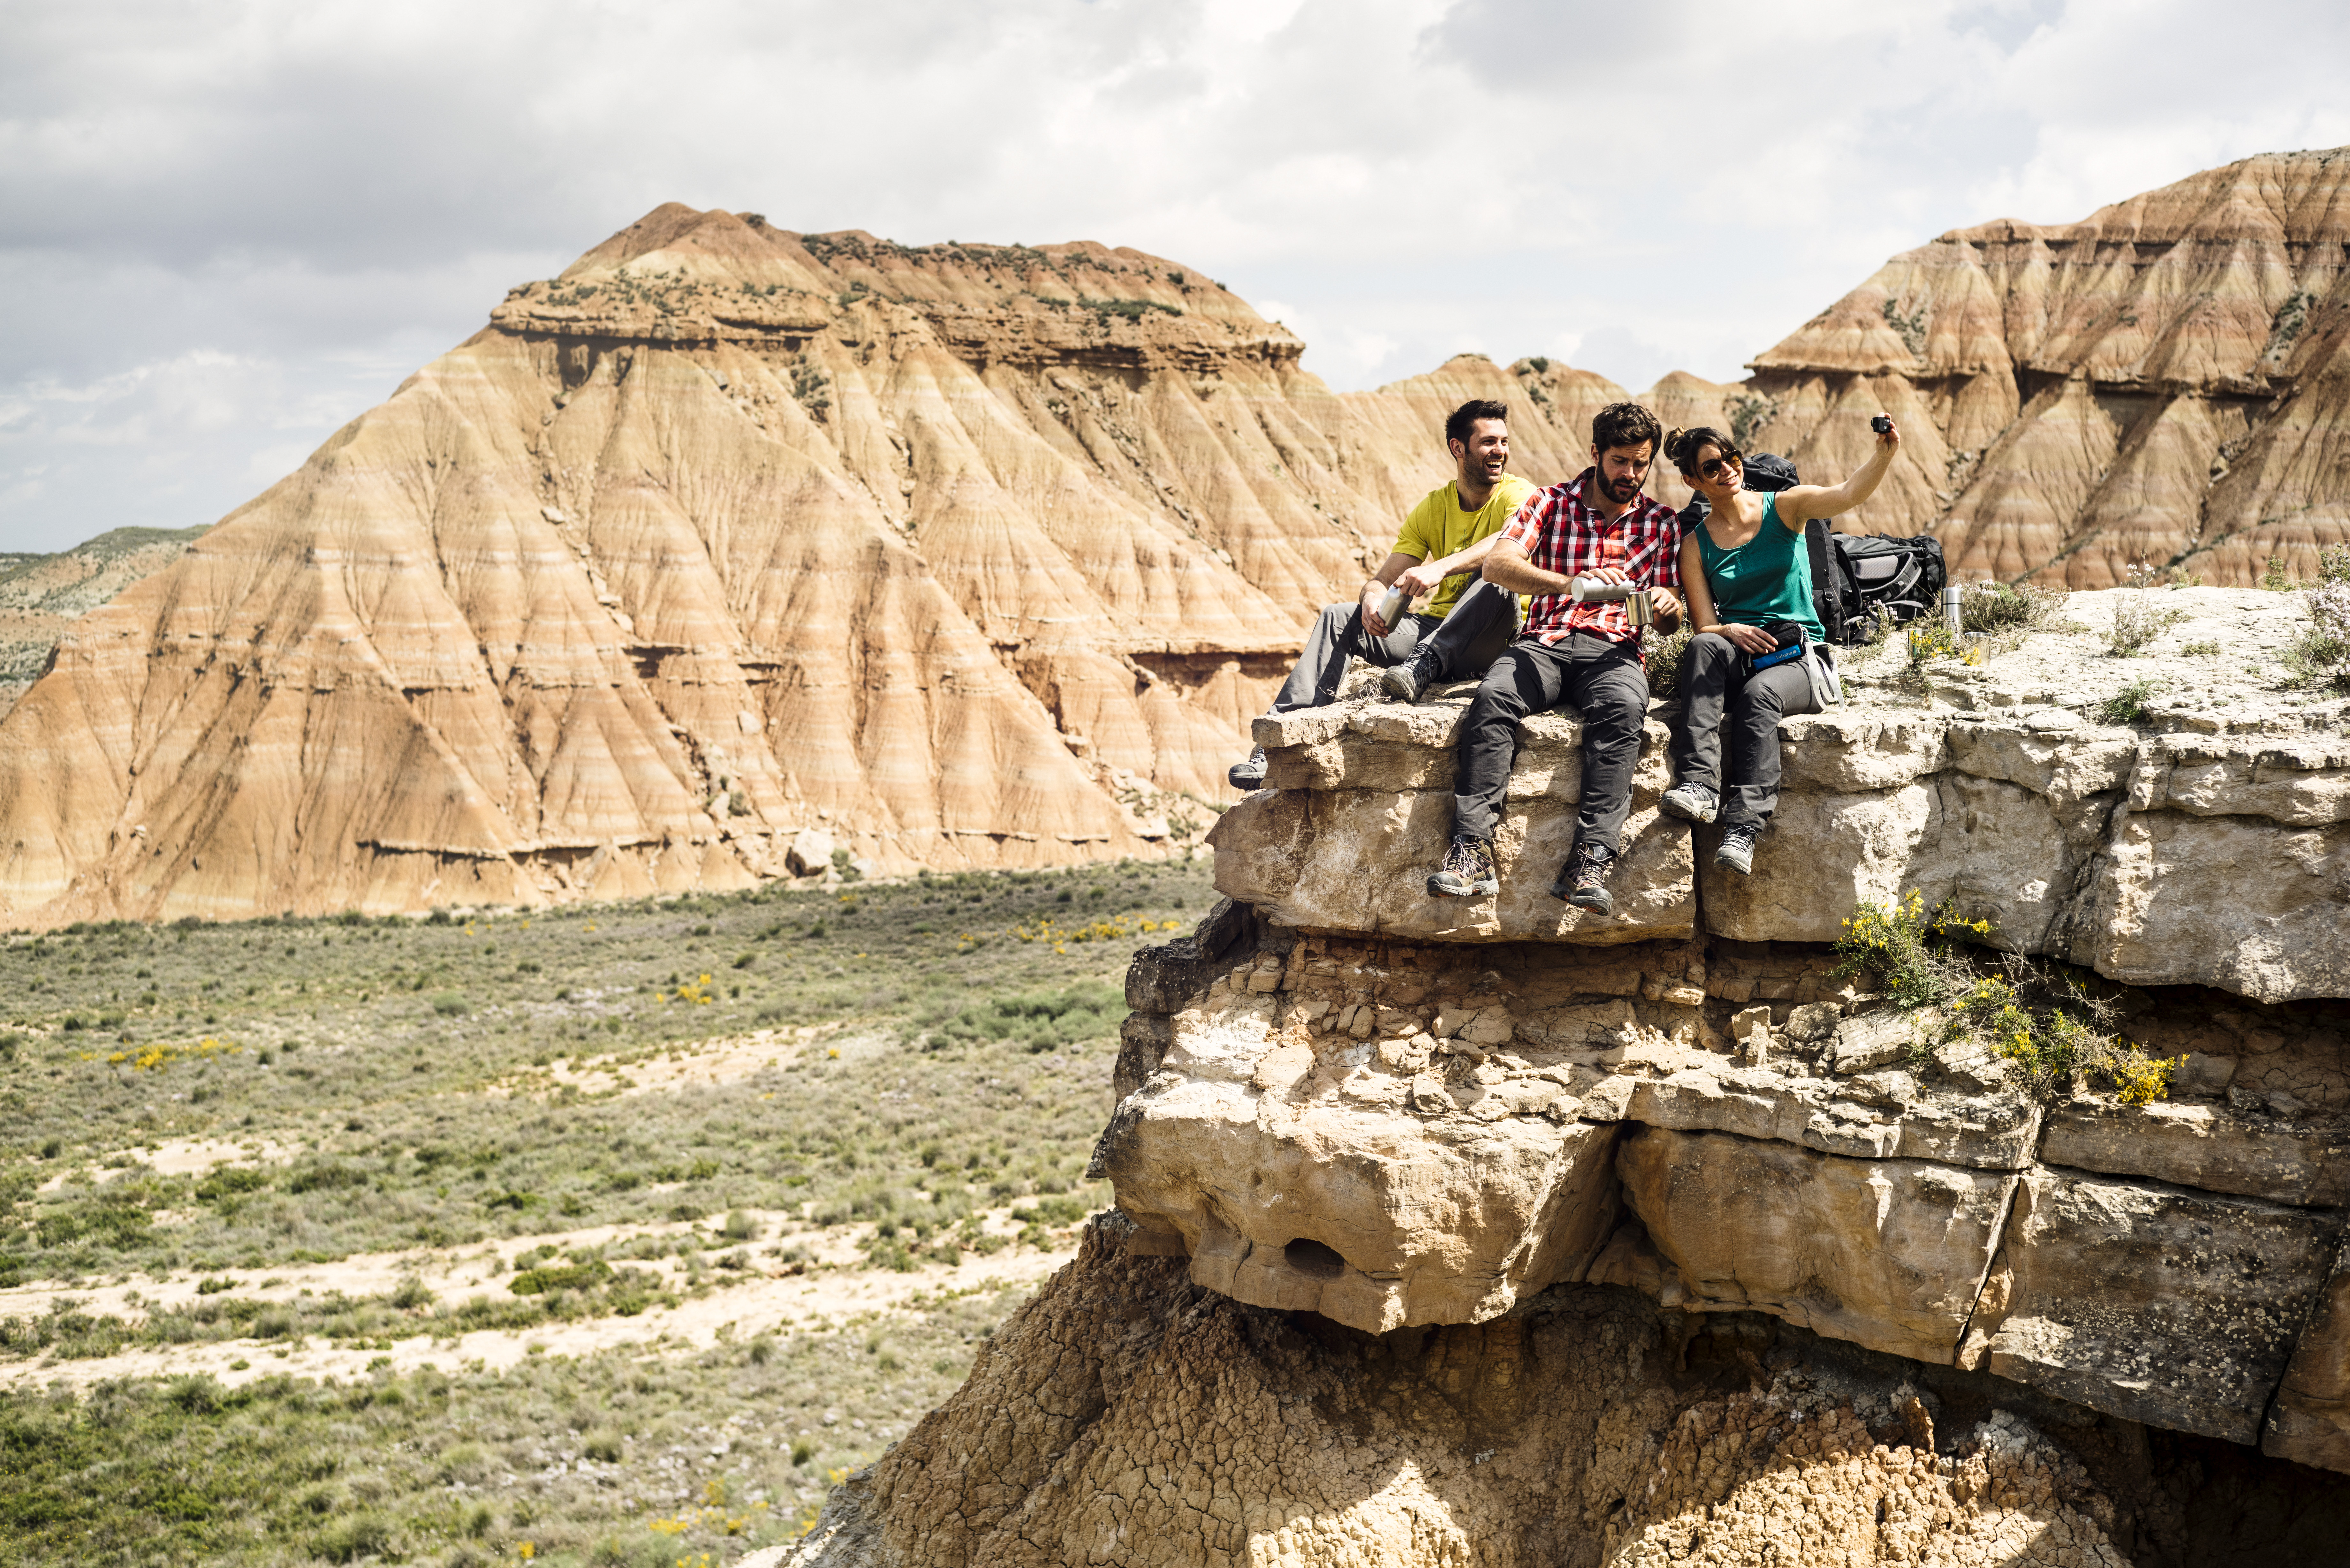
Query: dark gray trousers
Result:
<box><xmin>1668</xmin><ymin>633</ymin><xmax>1820</xmax><ymax>831</ymax></box>
<box><xmin>1451</xmin><ymin>632</ymin><xmax>1649</xmax><ymax>851</ymax></box>
<box><xmin>1268</xmin><ymin>578</ymin><xmax>1518</xmax><ymax>713</ymax></box>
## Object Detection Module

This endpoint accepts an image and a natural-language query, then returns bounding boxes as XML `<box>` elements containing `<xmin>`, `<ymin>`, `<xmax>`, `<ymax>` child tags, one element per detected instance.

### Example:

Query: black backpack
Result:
<box><xmin>1824</xmin><ymin>532</ymin><xmax>1946</xmax><ymax>641</ymax></box>
<box><xmin>1676</xmin><ymin>452</ymin><xmax>1945</xmax><ymax>646</ymax></box>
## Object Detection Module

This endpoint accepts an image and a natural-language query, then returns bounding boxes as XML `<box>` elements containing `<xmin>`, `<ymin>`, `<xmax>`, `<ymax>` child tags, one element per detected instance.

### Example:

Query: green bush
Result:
<box><xmin>1831</xmin><ymin>890</ymin><xmax>1989</xmax><ymax>1009</ymax></box>
<box><xmin>2098</xmin><ymin>677</ymin><xmax>2164</xmax><ymax>726</ymax></box>
<box><xmin>315</xmin><ymin>1514</ymin><xmax>393</xmax><ymax>1564</ymax></box>
<box><xmin>430</xmin><ymin>991</ymin><xmax>468</xmax><ymax>1016</ymax></box>
<box><xmin>2106</xmin><ymin>589</ymin><xmax>2186</xmax><ymax>656</ymax></box>
<box><xmin>928</xmin><ymin>981</ymin><xmax>1119</xmax><ymax>1051</ymax></box>
<box><xmin>1953</xmin><ymin>974</ymin><xmax>2178</xmax><ymax>1105</ymax></box>
<box><xmin>510</xmin><ymin>1259</ymin><xmax>613</xmax><ymax>1296</ymax></box>
<box><xmin>1641</xmin><ymin>623</ymin><xmax>1694</xmax><ymax>702</ymax></box>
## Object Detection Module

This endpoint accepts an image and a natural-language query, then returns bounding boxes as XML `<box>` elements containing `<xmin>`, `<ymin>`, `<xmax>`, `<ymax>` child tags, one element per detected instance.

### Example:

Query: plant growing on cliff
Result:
<box><xmin>2282</xmin><ymin>545</ymin><xmax>2350</xmax><ymax>694</ymax></box>
<box><xmin>2105</xmin><ymin>567</ymin><xmax>2188</xmax><ymax>656</ymax></box>
<box><xmin>1831</xmin><ymin>890</ymin><xmax>1988</xmax><ymax>1009</ymax></box>
<box><xmin>1952</xmin><ymin>974</ymin><xmax>2178</xmax><ymax>1105</ymax></box>
<box><xmin>1959</xmin><ymin>582</ymin><xmax>2075</xmax><ymax>647</ymax></box>
<box><xmin>2098</xmin><ymin>677</ymin><xmax>2165</xmax><ymax>726</ymax></box>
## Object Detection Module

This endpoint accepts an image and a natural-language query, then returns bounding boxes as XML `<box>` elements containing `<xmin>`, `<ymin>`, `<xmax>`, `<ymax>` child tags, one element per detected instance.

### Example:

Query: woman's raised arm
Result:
<box><xmin>1777</xmin><ymin>415</ymin><xmax>1901</xmax><ymax>527</ymax></box>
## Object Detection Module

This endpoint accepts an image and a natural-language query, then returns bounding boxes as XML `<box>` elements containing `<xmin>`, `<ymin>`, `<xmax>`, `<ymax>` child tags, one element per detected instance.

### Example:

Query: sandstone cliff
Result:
<box><xmin>0</xmin><ymin>208</ymin><xmax>1640</xmax><ymax>927</ymax></box>
<box><xmin>781</xmin><ymin>1219</ymin><xmax>2347</xmax><ymax>1567</ymax></box>
<box><xmin>787</xmin><ymin>588</ymin><xmax>2350</xmax><ymax>1564</ymax></box>
<box><xmin>1746</xmin><ymin>147</ymin><xmax>2350</xmax><ymax>589</ymax></box>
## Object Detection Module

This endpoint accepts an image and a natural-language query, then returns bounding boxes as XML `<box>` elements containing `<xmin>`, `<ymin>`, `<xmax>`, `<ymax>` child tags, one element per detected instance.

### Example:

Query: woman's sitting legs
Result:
<box><xmin>1720</xmin><ymin>661</ymin><xmax>1814</xmax><ymax>830</ymax></box>
<box><xmin>1662</xmin><ymin>633</ymin><xmax>1743</xmax><ymax>823</ymax></box>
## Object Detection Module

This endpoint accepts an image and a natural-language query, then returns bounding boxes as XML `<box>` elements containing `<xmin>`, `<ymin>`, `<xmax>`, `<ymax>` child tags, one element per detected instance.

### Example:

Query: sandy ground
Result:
<box><xmin>480</xmin><ymin>1021</ymin><xmax>897</xmax><ymax>1099</ymax></box>
<box><xmin>37</xmin><ymin>1133</ymin><xmax>299</xmax><ymax>1193</ymax></box>
<box><xmin>0</xmin><ymin>1204</ymin><xmax>1078</xmax><ymax>1392</ymax></box>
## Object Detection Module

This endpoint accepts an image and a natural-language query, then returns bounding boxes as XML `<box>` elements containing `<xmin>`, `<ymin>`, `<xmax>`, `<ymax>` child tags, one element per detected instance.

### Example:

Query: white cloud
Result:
<box><xmin>1</xmin><ymin>0</ymin><xmax>2346</xmax><ymax>548</ymax></box>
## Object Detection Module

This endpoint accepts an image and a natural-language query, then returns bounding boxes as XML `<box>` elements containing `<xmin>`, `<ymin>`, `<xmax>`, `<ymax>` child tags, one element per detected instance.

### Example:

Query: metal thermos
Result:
<box><xmin>1375</xmin><ymin>585</ymin><xmax>1407</xmax><ymax>627</ymax></box>
<box><xmin>1943</xmin><ymin>584</ymin><xmax>1964</xmax><ymax>640</ymax></box>
<box><xmin>1569</xmin><ymin>575</ymin><xmax>1653</xmax><ymax>628</ymax></box>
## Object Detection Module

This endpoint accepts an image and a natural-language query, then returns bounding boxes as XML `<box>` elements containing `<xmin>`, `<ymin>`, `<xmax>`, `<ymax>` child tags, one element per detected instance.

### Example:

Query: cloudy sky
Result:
<box><xmin>3</xmin><ymin>0</ymin><xmax>2347</xmax><ymax>552</ymax></box>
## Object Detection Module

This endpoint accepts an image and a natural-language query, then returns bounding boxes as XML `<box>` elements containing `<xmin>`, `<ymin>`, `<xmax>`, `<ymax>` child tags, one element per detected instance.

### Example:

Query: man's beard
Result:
<box><xmin>1600</xmin><ymin>473</ymin><xmax>1640</xmax><ymax>501</ymax></box>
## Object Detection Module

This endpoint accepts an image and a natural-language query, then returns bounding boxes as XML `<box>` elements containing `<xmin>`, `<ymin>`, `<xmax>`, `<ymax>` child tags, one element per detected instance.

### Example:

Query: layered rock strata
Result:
<box><xmin>782</xmin><ymin>1216</ymin><xmax>2350</xmax><ymax>1567</ymax></box>
<box><xmin>1217</xmin><ymin>587</ymin><xmax>2350</xmax><ymax>1002</ymax></box>
<box><xmin>0</xmin><ymin>207</ymin><xmax>1648</xmax><ymax>928</ymax></box>
<box><xmin>1088</xmin><ymin>586</ymin><xmax>2350</xmax><ymax>1494</ymax></box>
<box><xmin>1744</xmin><ymin>146</ymin><xmax>2350</xmax><ymax>588</ymax></box>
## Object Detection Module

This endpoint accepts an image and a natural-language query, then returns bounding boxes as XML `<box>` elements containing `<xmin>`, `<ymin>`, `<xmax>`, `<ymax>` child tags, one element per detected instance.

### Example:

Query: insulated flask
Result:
<box><xmin>1376</xmin><ymin>586</ymin><xmax>1408</xmax><ymax>628</ymax></box>
<box><xmin>1568</xmin><ymin>575</ymin><xmax>1653</xmax><ymax>628</ymax></box>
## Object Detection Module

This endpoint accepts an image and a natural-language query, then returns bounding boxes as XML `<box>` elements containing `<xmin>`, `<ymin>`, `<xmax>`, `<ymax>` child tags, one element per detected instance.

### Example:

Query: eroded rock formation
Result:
<box><xmin>1746</xmin><ymin>147</ymin><xmax>2350</xmax><ymax>588</ymax></box>
<box><xmin>1219</xmin><ymin>588</ymin><xmax>2350</xmax><ymax>1003</ymax></box>
<box><xmin>0</xmin><ymin>208</ymin><xmax>1643</xmax><ymax>926</ymax></box>
<box><xmin>0</xmin><ymin>526</ymin><xmax>207</xmax><ymax>719</ymax></box>
<box><xmin>781</xmin><ymin>1218</ymin><xmax>2348</xmax><ymax>1566</ymax></box>
<box><xmin>788</xmin><ymin>587</ymin><xmax>2350</xmax><ymax>1563</ymax></box>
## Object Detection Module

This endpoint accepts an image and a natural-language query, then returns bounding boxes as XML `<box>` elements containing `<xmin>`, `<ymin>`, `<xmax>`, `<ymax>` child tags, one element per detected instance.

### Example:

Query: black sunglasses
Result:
<box><xmin>1699</xmin><ymin>450</ymin><xmax>1743</xmax><ymax>480</ymax></box>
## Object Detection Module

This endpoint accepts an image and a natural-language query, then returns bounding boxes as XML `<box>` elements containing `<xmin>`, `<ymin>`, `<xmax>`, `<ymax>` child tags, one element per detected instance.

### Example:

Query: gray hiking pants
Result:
<box><xmin>1268</xmin><ymin>578</ymin><xmax>1519</xmax><ymax>713</ymax></box>
<box><xmin>1451</xmin><ymin>631</ymin><xmax>1649</xmax><ymax>852</ymax></box>
<box><xmin>1667</xmin><ymin>632</ymin><xmax>1821</xmax><ymax>831</ymax></box>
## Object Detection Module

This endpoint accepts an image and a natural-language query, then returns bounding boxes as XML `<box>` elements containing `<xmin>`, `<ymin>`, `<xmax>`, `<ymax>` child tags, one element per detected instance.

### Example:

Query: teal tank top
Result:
<box><xmin>1695</xmin><ymin>494</ymin><xmax>1823</xmax><ymax>642</ymax></box>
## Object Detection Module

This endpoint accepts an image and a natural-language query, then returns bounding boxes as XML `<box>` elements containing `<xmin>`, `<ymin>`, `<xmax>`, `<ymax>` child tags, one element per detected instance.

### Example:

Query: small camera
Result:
<box><xmin>1870</xmin><ymin>415</ymin><xmax>1893</xmax><ymax>434</ymax></box>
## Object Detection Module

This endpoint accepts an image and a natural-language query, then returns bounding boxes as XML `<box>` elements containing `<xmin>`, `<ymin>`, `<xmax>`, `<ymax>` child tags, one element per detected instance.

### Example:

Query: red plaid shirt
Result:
<box><xmin>1498</xmin><ymin>469</ymin><xmax>1684</xmax><ymax>648</ymax></box>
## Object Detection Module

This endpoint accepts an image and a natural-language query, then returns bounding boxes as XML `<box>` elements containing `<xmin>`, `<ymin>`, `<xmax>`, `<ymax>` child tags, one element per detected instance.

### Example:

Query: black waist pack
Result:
<box><xmin>1748</xmin><ymin>619</ymin><xmax>1808</xmax><ymax>675</ymax></box>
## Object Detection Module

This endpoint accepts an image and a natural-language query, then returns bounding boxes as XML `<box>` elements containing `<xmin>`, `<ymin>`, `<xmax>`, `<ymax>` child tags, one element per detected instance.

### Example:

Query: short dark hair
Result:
<box><xmin>1592</xmin><ymin>401</ymin><xmax>1661</xmax><ymax>456</ymax></box>
<box><xmin>1445</xmin><ymin>399</ymin><xmax>1509</xmax><ymax>447</ymax></box>
<box><xmin>1664</xmin><ymin>425</ymin><xmax>1735</xmax><ymax>476</ymax></box>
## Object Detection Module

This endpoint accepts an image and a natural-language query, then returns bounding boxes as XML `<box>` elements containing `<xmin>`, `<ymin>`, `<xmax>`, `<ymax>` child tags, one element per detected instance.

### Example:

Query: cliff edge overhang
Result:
<box><xmin>1100</xmin><ymin>586</ymin><xmax>2350</xmax><ymax>1477</ymax></box>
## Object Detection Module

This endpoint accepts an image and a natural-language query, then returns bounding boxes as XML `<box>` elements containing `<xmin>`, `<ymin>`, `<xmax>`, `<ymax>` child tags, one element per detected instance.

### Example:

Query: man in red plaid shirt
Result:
<box><xmin>1428</xmin><ymin>402</ymin><xmax>1684</xmax><ymax>914</ymax></box>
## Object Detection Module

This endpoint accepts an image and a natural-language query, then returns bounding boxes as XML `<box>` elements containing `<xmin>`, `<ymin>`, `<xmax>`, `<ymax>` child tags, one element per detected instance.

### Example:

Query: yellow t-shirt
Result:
<box><xmin>1391</xmin><ymin>473</ymin><xmax>1538</xmax><ymax>619</ymax></box>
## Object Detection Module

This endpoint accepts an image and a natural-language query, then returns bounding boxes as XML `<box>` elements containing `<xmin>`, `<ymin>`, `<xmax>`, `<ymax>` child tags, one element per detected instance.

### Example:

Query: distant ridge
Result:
<box><xmin>0</xmin><ymin>208</ymin><xmax>1665</xmax><ymax>926</ymax></box>
<box><xmin>8</xmin><ymin>148</ymin><xmax>2347</xmax><ymax>925</ymax></box>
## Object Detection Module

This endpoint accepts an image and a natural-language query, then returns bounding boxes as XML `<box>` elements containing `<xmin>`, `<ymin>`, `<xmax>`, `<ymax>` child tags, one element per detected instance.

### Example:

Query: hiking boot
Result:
<box><xmin>1550</xmin><ymin>840</ymin><xmax>1617</xmax><ymax>914</ymax></box>
<box><xmin>1379</xmin><ymin>647</ymin><xmax>1443</xmax><ymax>705</ymax></box>
<box><xmin>1427</xmin><ymin>835</ymin><xmax>1499</xmax><ymax>898</ymax></box>
<box><xmin>1228</xmin><ymin>745</ymin><xmax>1268</xmax><ymax>791</ymax></box>
<box><xmin>1715</xmin><ymin>823</ymin><xmax>1760</xmax><ymax>876</ymax></box>
<box><xmin>1660</xmin><ymin>780</ymin><xmax>1720</xmax><ymax>824</ymax></box>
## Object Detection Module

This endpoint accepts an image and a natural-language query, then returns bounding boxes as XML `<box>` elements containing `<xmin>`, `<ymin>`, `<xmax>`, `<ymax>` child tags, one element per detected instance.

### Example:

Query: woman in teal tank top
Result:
<box><xmin>1659</xmin><ymin>419</ymin><xmax>1903</xmax><ymax>874</ymax></box>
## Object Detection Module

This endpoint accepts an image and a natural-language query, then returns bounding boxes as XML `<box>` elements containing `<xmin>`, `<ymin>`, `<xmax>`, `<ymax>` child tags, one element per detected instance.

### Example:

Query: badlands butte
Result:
<box><xmin>6</xmin><ymin>148</ymin><xmax>2350</xmax><ymax>923</ymax></box>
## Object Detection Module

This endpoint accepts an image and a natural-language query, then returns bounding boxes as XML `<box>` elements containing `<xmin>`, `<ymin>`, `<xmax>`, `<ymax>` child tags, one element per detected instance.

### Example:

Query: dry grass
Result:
<box><xmin>0</xmin><ymin>857</ymin><xmax>1217</xmax><ymax>1566</ymax></box>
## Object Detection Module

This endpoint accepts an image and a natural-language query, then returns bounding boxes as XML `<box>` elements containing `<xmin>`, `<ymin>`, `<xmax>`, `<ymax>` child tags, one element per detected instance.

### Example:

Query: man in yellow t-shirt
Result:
<box><xmin>1230</xmin><ymin>399</ymin><xmax>1535</xmax><ymax>789</ymax></box>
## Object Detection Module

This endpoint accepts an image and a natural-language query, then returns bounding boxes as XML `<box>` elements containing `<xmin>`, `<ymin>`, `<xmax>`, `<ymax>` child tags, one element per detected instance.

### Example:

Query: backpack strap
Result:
<box><xmin>1805</xmin><ymin>517</ymin><xmax>1847</xmax><ymax>644</ymax></box>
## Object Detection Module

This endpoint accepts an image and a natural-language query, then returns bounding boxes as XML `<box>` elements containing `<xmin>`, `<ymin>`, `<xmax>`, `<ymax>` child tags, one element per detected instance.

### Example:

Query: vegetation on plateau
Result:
<box><xmin>0</xmin><ymin>856</ymin><xmax>1219</xmax><ymax>1566</ymax></box>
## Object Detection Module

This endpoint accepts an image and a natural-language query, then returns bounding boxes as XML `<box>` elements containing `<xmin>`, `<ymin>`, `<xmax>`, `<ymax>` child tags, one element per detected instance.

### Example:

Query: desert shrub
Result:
<box><xmin>430</xmin><ymin>991</ymin><xmax>468</xmax><ymax>1016</ymax></box>
<box><xmin>2105</xmin><ymin>579</ymin><xmax>2187</xmax><ymax>656</ymax></box>
<box><xmin>929</xmin><ymin>981</ymin><xmax>1119</xmax><ymax>1051</ymax></box>
<box><xmin>315</xmin><ymin>1513</ymin><xmax>393</xmax><ymax>1564</ymax></box>
<box><xmin>1953</xmin><ymin>974</ymin><xmax>2178</xmax><ymax>1105</ymax></box>
<box><xmin>2282</xmin><ymin>545</ymin><xmax>2350</xmax><ymax>693</ymax></box>
<box><xmin>1831</xmin><ymin>890</ymin><xmax>1989</xmax><ymax>1009</ymax></box>
<box><xmin>1958</xmin><ymin>581</ymin><xmax>2059</xmax><ymax>635</ymax></box>
<box><xmin>2098</xmin><ymin>677</ymin><xmax>2165</xmax><ymax>726</ymax></box>
<box><xmin>1958</xmin><ymin>581</ymin><xmax>2075</xmax><ymax>657</ymax></box>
